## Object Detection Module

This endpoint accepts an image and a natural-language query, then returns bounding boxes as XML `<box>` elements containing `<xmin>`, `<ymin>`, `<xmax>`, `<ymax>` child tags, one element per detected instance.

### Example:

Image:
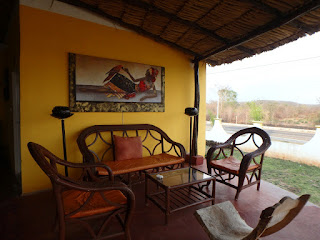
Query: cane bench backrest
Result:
<box><xmin>77</xmin><ymin>124</ymin><xmax>185</xmax><ymax>163</ymax></box>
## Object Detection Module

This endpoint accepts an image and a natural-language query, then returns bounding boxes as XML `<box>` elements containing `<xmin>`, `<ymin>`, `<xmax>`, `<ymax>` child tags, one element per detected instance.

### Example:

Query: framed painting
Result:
<box><xmin>69</xmin><ymin>53</ymin><xmax>165</xmax><ymax>112</ymax></box>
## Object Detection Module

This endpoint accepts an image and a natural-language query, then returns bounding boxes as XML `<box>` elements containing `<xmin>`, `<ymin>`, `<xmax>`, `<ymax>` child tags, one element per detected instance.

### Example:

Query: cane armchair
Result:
<box><xmin>28</xmin><ymin>142</ymin><xmax>135</xmax><ymax>240</ymax></box>
<box><xmin>206</xmin><ymin>127</ymin><xmax>271</xmax><ymax>200</ymax></box>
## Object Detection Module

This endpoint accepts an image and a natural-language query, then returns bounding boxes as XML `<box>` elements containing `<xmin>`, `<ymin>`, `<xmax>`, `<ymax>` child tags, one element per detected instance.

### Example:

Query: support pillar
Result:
<box><xmin>192</xmin><ymin>59</ymin><xmax>200</xmax><ymax>156</ymax></box>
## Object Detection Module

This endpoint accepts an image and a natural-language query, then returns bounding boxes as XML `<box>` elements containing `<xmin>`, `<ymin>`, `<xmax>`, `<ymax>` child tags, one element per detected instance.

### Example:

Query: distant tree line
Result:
<box><xmin>207</xmin><ymin>87</ymin><xmax>320</xmax><ymax>129</ymax></box>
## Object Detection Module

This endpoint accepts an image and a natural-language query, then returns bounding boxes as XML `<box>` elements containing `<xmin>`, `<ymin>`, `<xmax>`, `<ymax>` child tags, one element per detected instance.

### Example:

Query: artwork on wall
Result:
<box><xmin>69</xmin><ymin>53</ymin><xmax>165</xmax><ymax>112</ymax></box>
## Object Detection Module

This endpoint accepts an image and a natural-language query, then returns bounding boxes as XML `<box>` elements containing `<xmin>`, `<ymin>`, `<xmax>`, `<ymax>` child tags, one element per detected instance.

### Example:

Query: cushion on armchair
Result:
<box><xmin>210</xmin><ymin>156</ymin><xmax>259</xmax><ymax>175</ymax></box>
<box><xmin>62</xmin><ymin>189</ymin><xmax>127</xmax><ymax>218</ymax></box>
<box><xmin>114</xmin><ymin>135</ymin><xmax>143</xmax><ymax>161</ymax></box>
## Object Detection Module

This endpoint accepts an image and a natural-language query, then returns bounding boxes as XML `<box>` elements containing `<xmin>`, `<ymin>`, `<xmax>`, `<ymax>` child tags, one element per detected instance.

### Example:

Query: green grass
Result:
<box><xmin>262</xmin><ymin>156</ymin><xmax>320</xmax><ymax>206</ymax></box>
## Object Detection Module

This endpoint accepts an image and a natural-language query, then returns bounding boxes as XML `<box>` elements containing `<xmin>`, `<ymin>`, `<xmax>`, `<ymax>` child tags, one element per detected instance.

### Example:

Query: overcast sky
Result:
<box><xmin>206</xmin><ymin>32</ymin><xmax>320</xmax><ymax>105</ymax></box>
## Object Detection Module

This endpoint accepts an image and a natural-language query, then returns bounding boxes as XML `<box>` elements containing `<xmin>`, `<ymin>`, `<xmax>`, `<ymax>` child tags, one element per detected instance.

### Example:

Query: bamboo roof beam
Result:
<box><xmin>239</xmin><ymin>0</ymin><xmax>283</xmax><ymax>16</ymax></box>
<box><xmin>158</xmin><ymin>0</ymin><xmax>189</xmax><ymax>37</ymax></box>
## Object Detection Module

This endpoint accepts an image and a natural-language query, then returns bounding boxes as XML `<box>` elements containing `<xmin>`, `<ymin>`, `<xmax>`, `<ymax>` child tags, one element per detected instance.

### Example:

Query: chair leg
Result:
<box><xmin>53</xmin><ymin>187</ymin><xmax>66</xmax><ymax>240</ymax></box>
<box><xmin>128</xmin><ymin>173</ymin><xmax>132</xmax><ymax>188</ymax></box>
<box><xmin>206</xmin><ymin>165</ymin><xmax>212</xmax><ymax>187</ymax></box>
<box><xmin>207</xmin><ymin>162</ymin><xmax>210</xmax><ymax>172</ymax></box>
<box><xmin>53</xmin><ymin>211</ymin><xmax>58</xmax><ymax>232</ymax></box>
<box><xmin>257</xmin><ymin>169</ymin><xmax>262</xmax><ymax>191</ymax></box>
<box><xmin>235</xmin><ymin>175</ymin><xmax>245</xmax><ymax>200</ymax></box>
<box><xmin>58</xmin><ymin>217</ymin><xmax>65</xmax><ymax>240</ymax></box>
<box><xmin>235</xmin><ymin>189</ymin><xmax>241</xmax><ymax>200</ymax></box>
<box><xmin>125</xmin><ymin>229</ymin><xmax>131</xmax><ymax>240</ymax></box>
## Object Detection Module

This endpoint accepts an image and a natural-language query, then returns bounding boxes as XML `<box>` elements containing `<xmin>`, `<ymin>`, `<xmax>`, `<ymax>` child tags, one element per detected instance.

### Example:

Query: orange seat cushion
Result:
<box><xmin>62</xmin><ymin>189</ymin><xmax>127</xmax><ymax>219</ymax></box>
<box><xmin>114</xmin><ymin>135</ymin><xmax>143</xmax><ymax>161</ymax></box>
<box><xmin>209</xmin><ymin>156</ymin><xmax>260</xmax><ymax>175</ymax></box>
<box><xmin>97</xmin><ymin>153</ymin><xmax>185</xmax><ymax>175</ymax></box>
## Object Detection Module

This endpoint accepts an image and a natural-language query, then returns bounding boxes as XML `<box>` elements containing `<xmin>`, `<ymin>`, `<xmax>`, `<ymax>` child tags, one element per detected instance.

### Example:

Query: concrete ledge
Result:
<box><xmin>222</xmin><ymin>122</ymin><xmax>316</xmax><ymax>134</ymax></box>
<box><xmin>206</xmin><ymin>121</ymin><xmax>320</xmax><ymax>167</ymax></box>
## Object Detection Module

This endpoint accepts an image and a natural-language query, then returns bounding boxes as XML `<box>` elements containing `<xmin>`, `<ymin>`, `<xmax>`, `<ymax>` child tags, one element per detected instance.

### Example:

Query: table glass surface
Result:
<box><xmin>149</xmin><ymin>168</ymin><xmax>213</xmax><ymax>187</ymax></box>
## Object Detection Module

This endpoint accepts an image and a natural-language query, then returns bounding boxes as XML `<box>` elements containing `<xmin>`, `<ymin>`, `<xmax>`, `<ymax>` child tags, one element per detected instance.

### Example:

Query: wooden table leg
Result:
<box><xmin>145</xmin><ymin>175</ymin><xmax>149</xmax><ymax>206</ymax></box>
<box><xmin>165</xmin><ymin>188</ymin><xmax>170</xmax><ymax>225</ymax></box>
<box><xmin>128</xmin><ymin>172</ymin><xmax>132</xmax><ymax>188</ymax></box>
<box><xmin>211</xmin><ymin>179</ymin><xmax>216</xmax><ymax>205</ymax></box>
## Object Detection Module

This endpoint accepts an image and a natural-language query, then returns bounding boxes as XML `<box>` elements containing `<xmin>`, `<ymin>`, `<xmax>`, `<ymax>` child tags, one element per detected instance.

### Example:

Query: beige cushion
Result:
<box><xmin>195</xmin><ymin>201</ymin><xmax>252</xmax><ymax>240</ymax></box>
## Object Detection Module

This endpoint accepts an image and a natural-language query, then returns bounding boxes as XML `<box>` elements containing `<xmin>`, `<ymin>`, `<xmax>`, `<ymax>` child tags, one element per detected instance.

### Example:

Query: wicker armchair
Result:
<box><xmin>206</xmin><ymin>127</ymin><xmax>271</xmax><ymax>200</ymax></box>
<box><xmin>28</xmin><ymin>142</ymin><xmax>135</xmax><ymax>240</ymax></box>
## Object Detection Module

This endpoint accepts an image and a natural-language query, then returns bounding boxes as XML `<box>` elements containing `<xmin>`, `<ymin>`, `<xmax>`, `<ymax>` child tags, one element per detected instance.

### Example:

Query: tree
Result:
<box><xmin>208</xmin><ymin>111</ymin><xmax>215</xmax><ymax>125</ymax></box>
<box><xmin>314</xmin><ymin>113</ymin><xmax>320</xmax><ymax>125</ymax></box>
<box><xmin>248</xmin><ymin>101</ymin><xmax>264</xmax><ymax>121</ymax></box>
<box><xmin>217</xmin><ymin>86</ymin><xmax>238</xmax><ymax>119</ymax></box>
<box><xmin>218</xmin><ymin>87</ymin><xmax>237</xmax><ymax>105</ymax></box>
<box><xmin>265</xmin><ymin>102</ymin><xmax>276</xmax><ymax>124</ymax></box>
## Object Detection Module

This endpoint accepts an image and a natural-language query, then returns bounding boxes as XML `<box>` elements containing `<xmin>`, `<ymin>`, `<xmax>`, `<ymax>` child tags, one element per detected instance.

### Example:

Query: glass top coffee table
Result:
<box><xmin>145</xmin><ymin>167</ymin><xmax>215</xmax><ymax>224</ymax></box>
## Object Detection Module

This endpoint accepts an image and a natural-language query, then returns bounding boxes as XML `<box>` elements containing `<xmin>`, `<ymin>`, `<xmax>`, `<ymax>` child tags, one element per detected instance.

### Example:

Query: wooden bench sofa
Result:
<box><xmin>77</xmin><ymin>124</ymin><xmax>186</xmax><ymax>184</ymax></box>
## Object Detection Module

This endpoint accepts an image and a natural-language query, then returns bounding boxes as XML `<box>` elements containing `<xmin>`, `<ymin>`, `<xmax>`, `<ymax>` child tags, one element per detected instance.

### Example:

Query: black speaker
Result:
<box><xmin>185</xmin><ymin>107</ymin><xmax>198</xmax><ymax>116</ymax></box>
<box><xmin>51</xmin><ymin>106</ymin><xmax>73</xmax><ymax>119</ymax></box>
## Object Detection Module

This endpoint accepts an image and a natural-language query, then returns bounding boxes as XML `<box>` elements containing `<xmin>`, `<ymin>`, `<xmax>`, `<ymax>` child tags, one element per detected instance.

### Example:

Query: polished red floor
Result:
<box><xmin>1</xmin><ymin>164</ymin><xmax>319</xmax><ymax>240</ymax></box>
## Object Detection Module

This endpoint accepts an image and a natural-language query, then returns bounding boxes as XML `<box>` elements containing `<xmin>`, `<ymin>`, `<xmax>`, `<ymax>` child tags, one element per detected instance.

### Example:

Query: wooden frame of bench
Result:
<box><xmin>77</xmin><ymin>124</ymin><xmax>186</xmax><ymax>186</ymax></box>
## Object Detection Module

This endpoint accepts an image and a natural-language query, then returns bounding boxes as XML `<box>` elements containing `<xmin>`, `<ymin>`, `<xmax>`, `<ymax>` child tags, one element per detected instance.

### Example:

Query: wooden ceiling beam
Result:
<box><xmin>60</xmin><ymin>0</ymin><xmax>255</xmax><ymax>59</ymax></box>
<box><xmin>241</xmin><ymin>0</ymin><xmax>315</xmax><ymax>34</ymax></box>
<box><xmin>205</xmin><ymin>59</ymin><xmax>219</xmax><ymax>66</ymax></box>
<box><xmin>158</xmin><ymin>0</ymin><xmax>189</xmax><ymax>37</ymax></box>
<box><xmin>123</xmin><ymin>0</ymin><xmax>252</xmax><ymax>56</ymax></box>
<box><xmin>120</xmin><ymin>0</ymin><xmax>231</xmax><ymax>44</ymax></box>
<box><xmin>123</xmin><ymin>0</ymin><xmax>252</xmax><ymax>57</ymax></box>
<box><xmin>288</xmin><ymin>20</ymin><xmax>316</xmax><ymax>34</ymax></box>
<box><xmin>58</xmin><ymin>0</ymin><xmax>200</xmax><ymax>58</ymax></box>
<box><xmin>239</xmin><ymin>0</ymin><xmax>283</xmax><ymax>17</ymax></box>
<box><xmin>196</xmin><ymin>0</ymin><xmax>320</xmax><ymax>61</ymax></box>
<box><xmin>236</xmin><ymin>46</ymin><xmax>255</xmax><ymax>55</ymax></box>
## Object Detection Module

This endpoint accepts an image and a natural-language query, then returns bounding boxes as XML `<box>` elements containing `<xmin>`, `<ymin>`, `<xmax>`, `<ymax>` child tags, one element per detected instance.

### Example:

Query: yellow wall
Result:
<box><xmin>20</xmin><ymin>6</ymin><xmax>206</xmax><ymax>193</ymax></box>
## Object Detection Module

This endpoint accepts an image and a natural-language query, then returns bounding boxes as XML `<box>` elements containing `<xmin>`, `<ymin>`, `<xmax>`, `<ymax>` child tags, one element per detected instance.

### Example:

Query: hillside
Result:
<box><xmin>207</xmin><ymin>100</ymin><xmax>320</xmax><ymax>129</ymax></box>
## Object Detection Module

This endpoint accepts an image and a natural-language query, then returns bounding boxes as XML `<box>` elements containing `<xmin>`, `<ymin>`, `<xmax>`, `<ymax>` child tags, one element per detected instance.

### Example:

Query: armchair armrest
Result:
<box><xmin>210</xmin><ymin>140</ymin><xmax>233</xmax><ymax>150</ymax></box>
<box><xmin>206</xmin><ymin>141</ymin><xmax>233</xmax><ymax>163</ymax></box>
<box><xmin>57</xmin><ymin>179</ymin><xmax>128</xmax><ymax>192</ymax></box>
<box><xmin>239</xmin><ymin>141</ymin><xmax>270</xmax><ymax>172</ymax></box>
<box><xmin>54</xmin><ymin>158</ymin><xmax>114</xmax><ymax>181</ymax></box>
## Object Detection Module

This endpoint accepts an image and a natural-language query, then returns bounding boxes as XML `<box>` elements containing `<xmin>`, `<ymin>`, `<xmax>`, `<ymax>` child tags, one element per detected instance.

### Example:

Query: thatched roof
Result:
<box><xmin>53</xmin><ymin>1</ymin><xmax>320</xmax><ymax>65</ymax></box>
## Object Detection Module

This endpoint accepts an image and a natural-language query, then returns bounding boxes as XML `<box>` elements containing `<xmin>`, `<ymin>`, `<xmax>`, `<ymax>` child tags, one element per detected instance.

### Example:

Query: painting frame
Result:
<box><xmin>69</xmin><ymin>53</ymin><xmax>165</xmax><ymax>112</ymax></box>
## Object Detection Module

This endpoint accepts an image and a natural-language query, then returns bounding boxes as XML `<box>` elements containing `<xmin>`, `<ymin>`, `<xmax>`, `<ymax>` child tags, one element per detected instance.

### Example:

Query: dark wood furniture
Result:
<box><xmin>206</xmin><ymin>127</ymin><xmax>271</xmax><ymax>200</ymax></box>
<box><xmin>77</xmin><ymin>124</ymin><xmax>186</xmax><ymax>185</ymax></box>
<box><xmin>195</xmin><ymin>194</ymin><xmax>310</xmax><ymax>240</ymax></box>
<box><xmin>145</xmin><ymin>167</ymin><xmax>215</xmax><ymax>224</ymax></box>
<box><xmin>28</xmin><ymin>142</ymin><xmax>135</xmax><ymax>240</ymax></box>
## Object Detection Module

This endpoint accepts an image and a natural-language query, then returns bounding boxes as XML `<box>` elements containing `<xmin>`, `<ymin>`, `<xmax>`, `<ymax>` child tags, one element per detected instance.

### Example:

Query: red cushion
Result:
<box><xmin>114</xmin><ymin>135</ymin><xmax>143</xmax><ymax>161</ymax></box>
<box><xmin>62</xmin><ymin>190</ymin><xmax>127</xmax><ymax>219</ymax></box>
<box><xmin>209</xmin><ymin>156</ymin><xmax>259</xmax><ymax>175</ymax></box>
<box><xmin>97</xmin><ymin>153</ymin><xmax>185</xmax><ymax>175</ymax></box>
